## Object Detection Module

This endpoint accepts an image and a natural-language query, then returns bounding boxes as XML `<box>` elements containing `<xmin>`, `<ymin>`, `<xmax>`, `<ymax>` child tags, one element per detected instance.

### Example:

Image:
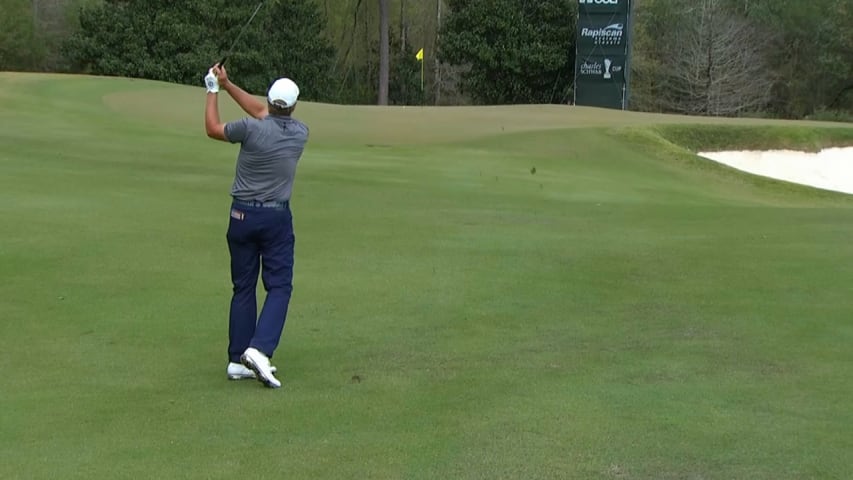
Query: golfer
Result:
<box><xmin>203</xmin><ymin>64</ymin><xmax>308</xmax><ymax>388</ymax></box>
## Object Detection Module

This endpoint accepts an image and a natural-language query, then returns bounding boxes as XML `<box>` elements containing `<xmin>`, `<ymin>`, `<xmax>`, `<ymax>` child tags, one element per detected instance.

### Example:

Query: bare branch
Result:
<box><xmin>657</xmin><ymin>0</ymin><xmax>774</xmax><ymax>116</ymax></box>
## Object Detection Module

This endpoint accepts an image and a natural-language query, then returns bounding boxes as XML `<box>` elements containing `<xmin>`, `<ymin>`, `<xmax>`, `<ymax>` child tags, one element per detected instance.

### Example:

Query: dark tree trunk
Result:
<box><xmin>378</xmin><ymin>0</ymin><xmax>390</xmax><ymax>105</ymax></box>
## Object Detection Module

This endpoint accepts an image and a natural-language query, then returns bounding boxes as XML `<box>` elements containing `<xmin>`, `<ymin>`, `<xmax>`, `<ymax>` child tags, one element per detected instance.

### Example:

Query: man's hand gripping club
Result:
<box><xmin>212</xmin><ymin>64</ymin><xmax>268</xmax><ymax>119</ymax></box>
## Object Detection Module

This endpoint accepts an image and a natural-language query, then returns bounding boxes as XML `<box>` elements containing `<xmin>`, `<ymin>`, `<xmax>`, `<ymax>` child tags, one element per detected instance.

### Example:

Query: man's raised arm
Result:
<box><xmin>214</xmin><ymin>65</ymin><xmax>268</xmax><ymax>120</ymax></box>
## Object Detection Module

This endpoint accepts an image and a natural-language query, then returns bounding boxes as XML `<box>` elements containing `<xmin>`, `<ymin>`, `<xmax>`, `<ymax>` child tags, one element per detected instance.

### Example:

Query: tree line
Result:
<box><xmin>1</xmin><ymin>0</ymin><xmax>850</xmax><ymax>120</ymax></box>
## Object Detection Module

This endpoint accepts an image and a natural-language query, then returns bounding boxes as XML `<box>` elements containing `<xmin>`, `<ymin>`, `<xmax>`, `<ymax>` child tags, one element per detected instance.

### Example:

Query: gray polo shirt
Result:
<box><xmin>224</xmin><ymin>115</ymin><xmax>309</xmax><ymax>202</ymax></box>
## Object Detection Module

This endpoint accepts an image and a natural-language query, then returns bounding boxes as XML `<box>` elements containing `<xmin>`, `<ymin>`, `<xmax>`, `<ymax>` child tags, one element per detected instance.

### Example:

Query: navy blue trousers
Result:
<box><xmin>226</xmin><ymin>202</ymin><xmax>294</xmax><ymax>363</ymax></box>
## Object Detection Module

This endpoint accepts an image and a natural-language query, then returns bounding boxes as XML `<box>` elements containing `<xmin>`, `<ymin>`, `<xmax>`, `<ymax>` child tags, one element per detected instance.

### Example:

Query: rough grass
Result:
<box><xmin>1</xmin><ymin>72</ymin><xmax>852</xmax><ymax>479</ymax></box>
<box><xmin>654</xmin><ymin>124</ymin><xmax>853</xmax><ymax>153</ymax></box>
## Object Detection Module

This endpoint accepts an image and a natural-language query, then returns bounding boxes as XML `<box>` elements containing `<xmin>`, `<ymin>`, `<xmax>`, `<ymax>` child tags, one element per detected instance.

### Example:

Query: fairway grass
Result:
<box><xmin>1</xmin><ymin>72</ymin><xmax>852</xmax><ymax>479</ymax></box>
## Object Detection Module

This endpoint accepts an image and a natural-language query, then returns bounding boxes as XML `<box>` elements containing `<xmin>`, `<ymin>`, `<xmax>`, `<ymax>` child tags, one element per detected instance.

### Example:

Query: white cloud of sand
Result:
<box><xmin>698</xmin><ymin>147</ymin><xmax>853</xmax><ymax>195</ymax></box>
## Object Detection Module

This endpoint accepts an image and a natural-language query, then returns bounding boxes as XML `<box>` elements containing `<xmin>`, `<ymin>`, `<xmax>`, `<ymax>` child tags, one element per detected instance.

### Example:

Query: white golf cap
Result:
<box><xmin>267</xmin><ymin>78</ymin><xmax>299</xmax><ymax>108</ymax></box>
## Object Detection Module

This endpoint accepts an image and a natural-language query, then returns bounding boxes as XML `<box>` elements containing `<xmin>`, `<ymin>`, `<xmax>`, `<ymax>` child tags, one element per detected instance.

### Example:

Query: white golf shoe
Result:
<box><xmin>240</xmin><ymin>348</ymin><xmax>281</xmax><ymax>388</ymax></box>
<box><xmin>227</xmin><ymin>362</ymin><xmax>277</xmax><ymax>380</ymax></box>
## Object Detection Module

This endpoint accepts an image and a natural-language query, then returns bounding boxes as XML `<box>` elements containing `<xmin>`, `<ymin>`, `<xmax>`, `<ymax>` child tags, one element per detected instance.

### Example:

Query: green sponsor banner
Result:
<box><xmin>574</xmin><ymin>0</ymin><xmax>633</xmax><ymax>109</ymax></box>
<box><xmin>574</xmin><ymin>82</ymin><xmax>625</xmax><ymax>110</ymax></box>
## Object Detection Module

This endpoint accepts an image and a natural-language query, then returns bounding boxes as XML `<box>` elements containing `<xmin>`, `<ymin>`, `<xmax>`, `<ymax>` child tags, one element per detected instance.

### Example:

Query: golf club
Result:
<box><xmin>218</xmin><ymin>1</ymin><xmax>265</xmax><ymax>67</ymax></box>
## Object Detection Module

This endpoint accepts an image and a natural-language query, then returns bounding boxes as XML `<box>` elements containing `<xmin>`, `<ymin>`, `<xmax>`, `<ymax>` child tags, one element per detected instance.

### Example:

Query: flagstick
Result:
<box><xmin>416</xmin><ymin>48</ymin><xmax>425</xmax><ymax>107</ymax></box>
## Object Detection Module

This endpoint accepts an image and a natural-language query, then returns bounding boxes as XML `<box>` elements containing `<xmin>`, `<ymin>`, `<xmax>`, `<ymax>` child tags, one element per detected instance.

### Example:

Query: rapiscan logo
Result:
<box><xmin>579</xmin><ymin>0</ymin><xmax>620</xmax><ymax>4</ymax></box>
<box><xmin>580</xmin><ymin>23</ymin><xmax>624</xmax><ymax>46</ymax></box>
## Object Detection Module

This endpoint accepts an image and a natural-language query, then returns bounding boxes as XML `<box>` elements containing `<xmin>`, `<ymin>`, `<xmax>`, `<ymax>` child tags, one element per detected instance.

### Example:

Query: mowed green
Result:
<box><xmin>1</xmin><ymin>72</ymin><xmax>852</xmax><ymax>479</ymax></box>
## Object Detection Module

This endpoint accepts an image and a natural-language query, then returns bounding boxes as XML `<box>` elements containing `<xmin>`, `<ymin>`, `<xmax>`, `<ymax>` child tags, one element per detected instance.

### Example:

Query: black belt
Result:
<box><xmin>232</xmin><ymin>199</ymin><xmax>289</xmax><ymax>208</ymax></box>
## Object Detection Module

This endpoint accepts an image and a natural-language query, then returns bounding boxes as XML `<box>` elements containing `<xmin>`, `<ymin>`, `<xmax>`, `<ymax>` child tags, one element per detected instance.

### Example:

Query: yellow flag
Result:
<box><xmin>416</xmin><ymin>48</ymin><xmax>424</xmax><ymax>61</ymax></box>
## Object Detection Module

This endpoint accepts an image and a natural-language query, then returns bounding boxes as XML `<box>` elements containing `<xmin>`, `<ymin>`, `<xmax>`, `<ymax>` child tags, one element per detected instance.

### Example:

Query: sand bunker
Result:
<box><xmin>698</xmin><ymin>147</ymin><xmax>853</xmax><ymax>195</ymax></box>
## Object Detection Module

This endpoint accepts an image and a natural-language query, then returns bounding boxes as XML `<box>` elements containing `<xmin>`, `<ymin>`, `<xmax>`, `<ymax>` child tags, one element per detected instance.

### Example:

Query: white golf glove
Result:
<box><xmin>204</xmin><ymin>68</ymin><xmax>219</xmax><ymax>93</ymax></box>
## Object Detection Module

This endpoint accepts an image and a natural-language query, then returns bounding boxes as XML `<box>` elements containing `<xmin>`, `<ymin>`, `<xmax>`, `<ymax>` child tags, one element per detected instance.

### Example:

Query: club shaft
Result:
<box><xmin>220</xmin><ymin>1</ymin><xmax>265</xmax><ymax>66</ymax></box>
